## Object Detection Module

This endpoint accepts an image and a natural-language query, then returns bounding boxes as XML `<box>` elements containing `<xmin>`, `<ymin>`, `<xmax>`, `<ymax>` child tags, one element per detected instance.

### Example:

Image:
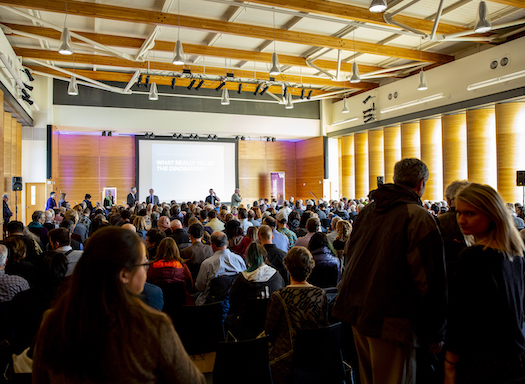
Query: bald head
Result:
<box><xmin>121</xmin><ymin>223</ymin><xmax>136</xmax><ymax>233</ymax></box>
<box><xmin>210</xmin><ymin>231</ymin><xmax>228</xmax><ymax>252</ymax></box>
<box><xmin>170</xmin><ymin>219</ymin><xmax>182</xmax><ymax>230</ymax></box>
<box><xmin>158</xmin><ymin>216</ymin><xmax>170</xmax><ymax>231</ymax></box>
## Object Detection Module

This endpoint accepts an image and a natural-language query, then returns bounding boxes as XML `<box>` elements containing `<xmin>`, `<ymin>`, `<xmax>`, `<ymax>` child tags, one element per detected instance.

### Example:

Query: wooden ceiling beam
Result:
<box><xmin>16</xmin><ymin>47</ymin><xmax>378</xmax><ymax>90</ymax></box>
<box><xmin>5</xmin><ymin>23</ymin><xmax>384</xmax><ymax>73</ymax></box>
<box><xmin>486</xmin><ymin>0</ymin><xmax>525</xmax><ymax>9</ymax></box>
<box><xmin>0</xmin><ymin>1</ymin><xmax>453</xmax><ymax>63</ymax></box>
<box><xmin>26</xmin><ymin>65</ymin><xmax>329</xmax><ymax>96</ymax></box>
<box><xmin>245</xmin><ymin>0</ymin><xmax>469</xmax><ymax>35</ymax></box>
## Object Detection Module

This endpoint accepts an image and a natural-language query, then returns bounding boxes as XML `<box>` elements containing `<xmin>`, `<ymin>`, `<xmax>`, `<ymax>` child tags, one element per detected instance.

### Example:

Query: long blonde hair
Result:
<box><xmin>456</xmin><ymin>183</ymin><xmax>525</xmax><ymax>259</ymax></box>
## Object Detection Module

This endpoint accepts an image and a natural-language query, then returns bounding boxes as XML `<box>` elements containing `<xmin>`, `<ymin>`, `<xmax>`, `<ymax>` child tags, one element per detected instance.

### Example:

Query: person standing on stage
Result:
<box><xmin>231</xmin><ymin>188</ymin><xmax>242</xmax><ymax>208</ymax></box>
<box><xmin>45</xmin><ymin>192</ymin><xmax>57</xmax><ymax>211</ymax></box>
<box><xmin>127</xmin><ymin>187</ymin><xmax>138</xmax><ymax>208</ymax></box>
<box><xmin>146</xmin><ymin>189</ymin><xmax>159</xmax><ymax>205</ymax></box>
<box><xmin>205</xmin><ymin>189</ymin><xmax>220</xmax><ymax>206</ymax></box>
<box><xmin>3</xmin><ymin>194</ymin><xmax>13</xmax><ymax>236</ymax></box>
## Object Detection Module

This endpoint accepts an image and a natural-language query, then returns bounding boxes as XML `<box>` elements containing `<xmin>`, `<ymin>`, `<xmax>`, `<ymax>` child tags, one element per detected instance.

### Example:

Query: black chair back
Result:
<box><xmin>207</xmin><ymin>274</ymin><xmax>238</xmax><ymax>303</ymax></box>
<box><xmin>153</xmin><ymin>281</ymin><xmax>186</xmax><ymax>322</ymax></box>
<box><xmin>293</xmin><ymin>322</ymin><xmax>347</xmax><ymax>384</ymax></box>
<box><xmin>213</xmin><ymin>336</ymin><xmax>272</xmax><ymax>384</ymax></box>
<box><xmin>175</xmin><ymin>301</ymin><xmax>225</xmax><ymax>355</ymax></box>
<box><xmin>308</xmin><ymin>264</ymin><xmax>339</xmax><ymax>288</ymax></box>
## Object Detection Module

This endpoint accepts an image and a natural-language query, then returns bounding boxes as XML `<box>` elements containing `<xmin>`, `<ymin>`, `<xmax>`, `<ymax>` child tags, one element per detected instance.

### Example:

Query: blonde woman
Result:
<box><xmin>444</xmin><ymin>183</ymin><xmax>525</xmax><ymax>384</ymax></box>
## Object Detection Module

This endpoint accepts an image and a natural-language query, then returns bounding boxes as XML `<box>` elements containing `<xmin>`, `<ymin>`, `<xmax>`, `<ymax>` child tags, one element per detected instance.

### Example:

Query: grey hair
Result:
<box><xmin>393</xmin><ymin>158</ymin><xmax>429</xmax><ymax>188</ymax></box>
<box><xmin>445</xmin><ymin>180</ymin><xmax>469</xmax><ymax>204</ymax></box>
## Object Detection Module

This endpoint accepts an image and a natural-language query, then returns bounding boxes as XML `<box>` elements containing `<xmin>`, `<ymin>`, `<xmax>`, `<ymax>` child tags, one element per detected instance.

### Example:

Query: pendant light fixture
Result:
<box><xmin>417</xmin><ymin>39</ymin><xmax>428</xmax><ymax>91</ymax></box>
<box><xmin>285</xmin><ymin>92</ymin><xmax>293</xmax><ymax>109</ymax></box>
<box><xmin>369</xmin><ymin>0</ymin><xmax>387</xmax><ymax>13</ymax></box>
<box><xmin>269</xmin><ymin>10</ymin><xmax>281</xmax><ymax>76</ymax></box>
<box><xmin>474</xmin><ymin>1</ymin><xmax>492</xmax><ymax>33</ymax></box>
<box><xmin>350</xmin><ymin>31</ymin><xmax>360</xmax><ymax>83</ymax></box>
<box><xmin>172</xmin><ymin>0</ymin><xmax>185</xmax><ymax>65</ymax></box>
<box><xmin>342</xmin><ymin>97</ymin><xmax>349</xmax><ymax>113</ymax></box>
<box><xmin>68</xmin><ymin>75</ymin><xmax>78</xmax><ymax>95</ymax></box>
<box><xmin>58</xmin><ymin>1</ymin><xmax>73</xmax><ymax>55</ymax></box>
<box><xmin>149</xmin><ymin>82</ymin><xmax>158</xmax><ymax>100</ymax></box>
<box><xmin>221</xmin><ymin>87</ymin><xmax>230</xmax><ymax>105</ymax></box>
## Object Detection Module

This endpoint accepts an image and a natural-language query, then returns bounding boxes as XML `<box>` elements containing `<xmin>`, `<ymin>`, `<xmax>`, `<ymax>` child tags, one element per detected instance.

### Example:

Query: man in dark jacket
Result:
<box><xmin>332</xmin><ymin>158</ymin><xmax>447</xmax><ymax>384</ymax></box>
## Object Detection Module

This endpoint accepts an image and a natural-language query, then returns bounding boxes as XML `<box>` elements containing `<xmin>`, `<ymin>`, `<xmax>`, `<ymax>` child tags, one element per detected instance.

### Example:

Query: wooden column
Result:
<box><xmin>401</xmin><ymin>122</ymin><xmax>421</xmax><ymax>159</ymax></box>
<box><xmin>420</xmin><ymin>118</ymin><xmax>443</xmax><ymax>201</ymax></box>
<box><xmin>368</xmin><ymin>129</ymin><xmax>384</xmax><ymax>192</ymax></box>
<box><xmin>354</xmin><ymin>132</ymin><xmax>369</xmax><ymax>199</ymax></box>
<box><xmin>383</xmin><ymin>126</ymin><xmax>401</xmax><ymax>183</ymax></box>
<box><xmin>341</xmin><ymin>135</ymin><xmax>355</xmax><ymax>199</ymax></box>
<box><xmin>495</xmin><ymin>102</ymin><xmax>525</xmax><ymax>203</ymax></box>
<box><xmin>466</xmin><ymin>108</ymin><xmax>497</xmax><ymax>188</ymax></box>
<box><xmin>442</xmin><ymin>114</ymin><xmax>467</xmax><ymax>196</ymax></box>
<box><xmin>4</xmin><ymin>113</ymin><xmax>12</xmax><ymax>206</ymax></box>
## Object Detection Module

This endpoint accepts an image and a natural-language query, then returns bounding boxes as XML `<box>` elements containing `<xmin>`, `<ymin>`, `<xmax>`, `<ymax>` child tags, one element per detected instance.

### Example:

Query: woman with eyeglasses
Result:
<box><xmin>32</xmin><ymin>227</ymin><xmax>205</xmax><ymax>384</ymax></box>
<box><xmin>444</xmin><ymin>183</ymin><xmax>525</xmax><ymax>384</ymax></box>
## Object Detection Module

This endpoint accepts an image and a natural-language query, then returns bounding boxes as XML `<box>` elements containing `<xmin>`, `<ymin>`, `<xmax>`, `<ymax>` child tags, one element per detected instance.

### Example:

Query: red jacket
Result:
<box><xmin>147</xmin><ymin>260</ymin><xmax>194</xmax><ymax>305</ymax></box>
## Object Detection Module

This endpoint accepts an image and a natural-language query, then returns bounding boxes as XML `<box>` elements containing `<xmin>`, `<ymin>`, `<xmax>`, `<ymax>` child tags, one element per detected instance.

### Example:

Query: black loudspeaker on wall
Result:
<box><xmin>517</xmin><ymin>171</ymin><xmax>525</xmax><ymax>187</ymax></box>
<box><xmin>12</xmin><ymin>177</ymin><xmax>22</xmax><ymax>191</ymax></box>
<box><xmin>377</xmin><ymin>176</ymin><xmax>384</xmax><ymax>187</ymax></box>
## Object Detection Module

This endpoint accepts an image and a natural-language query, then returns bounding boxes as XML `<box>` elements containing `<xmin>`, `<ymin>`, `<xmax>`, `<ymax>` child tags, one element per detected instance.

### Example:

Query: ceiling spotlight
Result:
<box><xmin>213</xmin><ymin>135</ymin><xmax>218</xmax><ymax>141</ymax></box>
<box><xmin>189</xmin><ymin>134</ymin><xmax>194</xmax><ymax>140</ymax></box>
<box><xmin>216</xmin><ymin>81</ymin><xmax>226</xmax><ymax>91</ymax></box>
<box><xmin>182</xmin><ymin>69</ymin><xmax>192</xmax><ymax>76</ymax></box>
<box><xmin>149</xmin><ymin>82</ymin><xmax>159</xmax><ymax>100</ymax></box>
<box><xmin>285</xmin><ymin>92</ymin><xmax>293</xmax><ymax>109</ymax></box>
<box><xmin>187</xmin><ymin>79</ymin><xmax>196</xmax><ymax>90</ymax></box>
<box><xmin>221</xmin><ymin>88</ymin><xmax>230</xmax><ymax>105</ymax></box>
<box><xmin>307</xmin><ymin>90</ymin><xmax>313</xmax><ymax>100</ymax></box>
<box><xmin>260</xmin><ymin>85</ymin><xmax>269</xmax><ymax>95</ymax></box>
<box><xmin>172</xmin><ymin>40</ymin><xmax>185</xmax><ymax>65</ymax></box>
<box><xmin>194</xmin><ymin>135</ymin><xmax>199</xmax><ymax>141</ymax></box>
<box><xmin>58</xmin><ymin>27</ymin><xmax>73</xmax><ymax>55</ymax></box>
<box><xmin>171</xmin><ymin>78</ymin><xmax>176</xmax><ymax>89</ymax></box>
<box><xmin>342</xmin><ymin>98</ymin><xmax>349</xmax><ymax>114</ymax></box>
<box><xmin>102</xmin><ymin>131</ymin><xmax>107</xmax><ymax>137</ymax></box>
<box><xmin>68</xmin><ymin>75</ymin><xmax>79</xmax><ymax>96</ymax></box>
<box><xmin>145</xmin><ymin>75</ymin><xmax>150</xmax><ymax>87</ymax></box>
<box><xmin>178</xmin><ymin>134</ymin><xmax>183</xmax><ymax>140</ymax></box>
<box><xmin>24</xmin><ymin>68</ymin><xmax>34</xmax><ymax>82</ymax></box>
<box><xmin>172</xmin><ymin>133</ymin><xmax>177</xmax><ymax>139</ymax></box>
<box><xmin>21</xmin><ymin>89</ymin><xmax>30</xmax><ymax>98</ymax></box>
<box><xmin>475</xmin><ymin>1</ymin><xmax>492</xmax><ymax>33</ymax></box>
<box><xmin>364</xmin><ymin>115</ymin><xmax>375</xmax><ymax>123</ymax></box>
<box><xmin>363</xmin><ymin>104</ymin><xmax>376</xmax><ymax>114</ymax></box>
<box><xmin>235</xmin><ymin>135</ymin><xmax>240</xmax><ymax>141</ymax></box>
<box><xmin>369</xmin><ymin>0</ymin><xmax>387</xmax><ymax>13</ymax></box>
<box><xmin>363</xmin><ymin>95</ymin><xmax>375</xmax><ymax>104</ymax></box>
<box><xmin>241</xmin><ymin>136</ymin><xmax>245</xmax><ymax>141</ymax></box>
<box><xmin>272</xmin><ymin>137</ymin><xmax>276</xmax><ymax>142</ymax></box>
<box><xmin>150</xmin><ymin>132</ymin><xmax>155</xmax><ymax>139</ymax></box>
<box><xmin>108</xmin><ymin>131</ymin><xmax>112</xmax><ymax>137</ymax></box>
<box><xmin>23</xmin><ymin>83</ymin><xmax>33</xmax><ymax>91</ymax></box>
<box><xmin>350</xmin><ymin>62</ymin><xmax>361</xmax><ymax>83</ymax></box>
<box><xmin>266</xmin><ymin>137</ymin><xmax>270</xmax><ymax>142</ymax></box>
<box><xmin>195</xmin><ymin>80</ymin><xmax>204</xmax><ymax>91</ymax></box>
<box><xmin>238</xmin><ymin>83</ymin><xmax>242</xmax><ymax>94</ymax></box>
<box><xmin>208</xmin><ymin>134</ymin><xmax>212</xmax><ymax>140</ymax></box>
<box><xmin>418</xmin><ymin>70</ymin><xmax>428</xmax><ymax>91</ymax></box>
<box><xmin>269</xmin><ymin>52</ymin><xmax>281</xmax><ymax>76</ymax></box>
<box><xmin>300</xmin><ymin>89</ymin><xmax>305</xmax><ymax>100</ymax></box>
<box><xmin>254</xmin><ymin>84</ymin><xmax>261</xmax><ymax>95</ymax></box>
<box><xmin>137</xmin><ymin>74</ymin><xmax>142</xmax><ymax>87</ymax></box>
<box><xmin>21</xmin><ymin>95</ymin><xmax>34</xmax><ymax>105</ymax></box>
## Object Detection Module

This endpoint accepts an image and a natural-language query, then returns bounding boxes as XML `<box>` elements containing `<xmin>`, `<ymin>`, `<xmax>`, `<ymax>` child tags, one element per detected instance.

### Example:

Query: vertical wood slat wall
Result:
<box><xmin>338</xmin><ymin>102</ymin><xmax>525</xmax><ymax>203</ymax></box>
<box><xmin>368</xmin><ymin>129</ymin><xmax>384</xmax><ymax>192</ymax></box>
<box><xmin>340</xmin><ymin>135</ymin><xmax>354</xmax><ymax>199</ymax></box>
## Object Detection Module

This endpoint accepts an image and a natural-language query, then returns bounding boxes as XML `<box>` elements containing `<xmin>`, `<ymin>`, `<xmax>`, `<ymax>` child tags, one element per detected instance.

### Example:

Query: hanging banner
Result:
<box><xmin>270</xmin><ymin>172</ymin><xmax>286</xmax><ymax>204</ymax></box>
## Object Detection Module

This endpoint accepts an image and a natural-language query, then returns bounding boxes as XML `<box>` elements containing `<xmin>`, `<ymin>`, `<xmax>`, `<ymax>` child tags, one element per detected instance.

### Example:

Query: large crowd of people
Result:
<box><xmin>1</xmin><ymin>158</ymin><xmax>525</xmax><ymax>384</ymax></box>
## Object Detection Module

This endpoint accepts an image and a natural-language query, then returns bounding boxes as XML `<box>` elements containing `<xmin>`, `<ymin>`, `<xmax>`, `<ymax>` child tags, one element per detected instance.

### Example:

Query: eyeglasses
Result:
<box><xmin>135</xmin><ymin>259</ymin><xmax>152</xmax><ymax>271</ymax></box>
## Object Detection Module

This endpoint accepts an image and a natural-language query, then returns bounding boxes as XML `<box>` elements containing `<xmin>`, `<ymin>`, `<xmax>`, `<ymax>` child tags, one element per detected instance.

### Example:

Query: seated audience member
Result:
<box><xmin>79</xmin><ymin>208</ymin><xmax>91</xmax><ymax>230</ymax></box>
<box><xmin>32</xmin><ymin>227</ymin><xmax>205</xmax><ymax>384</ymax></box>
<box><xmin>226</xmin><ymin>243</ymin><xmax>285</xmax><ymax>338</ymax></box>
<box><xmin>27</xmin><ymin>210</ymin><xmax>49</xmax><ymax>249</ymax></box>
<box><xmin>307</xmin><ymin>232</ymin><xmax>341</xmax><ymax>288</ymax></box>
<box><xmin>258</xmin><ymin>225</ymin><xmax>288</xmax><ymax>284</ymax></box>
<box><xmin>334</xmin><ymin>201</ymin><xmax>350</xmax><ymax>221</ymax></box>
<box><xmin>238</xmin><ymin>208</ymin><xmax>253</xmax><ymax>235</ymax></box>
<box><xmin>0</xmin><ymin>244</ymin><xmax>29</xmax><ymax>302</ymax></box>
<box><xmin>198</xmin><ymin>209</ymin><xmax>208</xmax><ymax>226</ymax></box>
<box><xmin>262</xmin><ymin>216</ymin><xmax>289</xmax><ymax>253</ymax></box>
<box><xmin>59</xmin><ymin>219</ymin><xmax>83</xmax><ymax>251</ymax></box>
<box><xmin>44</xmin><ymin>210</ymin><xmax>56</xmax><ymax>232</ymax></box>
<box><xmin>121</xmin><ymin>224</ymin><xmax>136</xmax><ymax>234</ymax></box>
<box><xmin>287</xmin><ymin>210</ymin><xmax>300</xmax><ymax>233</ymax></box>
<box><xmin>294</xmin><ymin>201</ymin><xmax>304</xmax><ymax>217</ymax></box>
<box><xmin>147</xmin><ymin>238</ymin><xmax>194</xmax><ymax>305</ymax></box>
<box><xmin>6</xmin><ymin>221</ymin><xmax>41</xmax><ymax>262</ymax></box>
<box><xmin>246</xmin><ymin>226</ymin><xmax>258</xmax><ymax>243</ymax></box>
<box><xmin>247</xmin><ymin>210</ymin><xmax>261</xmax><ymax>228</ymax></box>
<box><xmin>276</xmin><ymin>211</ymin><xmax>297</xmax><ymax>249</ymax></box>
<box><xmin>140</xmin><ymin>281</ymin><xmax>164</xmax><ymax>311</ymax></box>
<box><xmin>169</xmin><ymin>205</ymin><xmax>183</xmax><ymax>221</ymax></box>
<box><xmin>3</xmin><ymin>237</ymin><xmax>34</xmax><ymax>284</ymax></box>
<box><xmin>265</xmin><ymin>247</ymin><xmax>328</xmax><ymax>384</ymax></box>
<box><xmin>145</xmin><ymin>228</ymin><xmax>166</xmax><ymax>260</ymax></box>
<box><xmin>280</xmin><ymin>201</ymin><xmax>292</xmax><ymax>217</ymax></box>
<box><xmin>327</xmin><ymin>216</ymin><xmax>342</xmax><ymax>243</ymax></box>
<box><xmin>225</xmin><ymin>220</ymin><xmax>252</xmax><ymax>259</ymax></box>
<box><xmin>445</xmin><ymin>183</ymin><xmax>525</xmax><ymax>384</ymax></box>
<box><xmin>150</xmin><ymin>211</ymin><xmax>160</xmax><ymax>229</ymax></box>
<box><xmin>252</xmin><ymin>206</ymin><xmax>263</xmax><ymax>223</ymax></box>
<box><xmin>181</xmin><ymin>223</ymin><xmax>214</xmax><ymax>281</ymax></box>
<box><xmin>195</xmin><ymin>232</ymin><xmax>246</xmax><ymax>305</ymax></box>
<box><xmin>64</xmin><ymin>209</ymin><xmax>88</xmax><ymax>245</ymax></box>
<box><xmin>133</xmin><ymin>216</ymin><xmax>147</xmax><ymax>239</ymax></box>
<box><xmin>54</xmin><ymin>207</ymin><xmax>65</xmax><ymax>224</ymax></box>
<box><xmin>295</xmin><ymin>211</ymin><xmax>315</xmax><ymax>238</ymax></box>
<box><xmin>119</xmin><ymin>210</ymin><xmax>132</xmax><ymax>226</ymax></box>
<box><xmin>295</xmin><ymin>217</ymin><xmax>321</xmax><ymax>247</ymax></box>
<box><xmin>48</xmin><ymin>227</ymin><xmax>83</xmax><ymax>277</ymax></box>
<box><xmin>333</xmin><ymin>220</ymin><xmax>352</xmax><ymax>253</ymax></box>
<box><xmin>6</xmin><ymin>250</ymin><xmax>67</xmax><ymax>354</ymax></box>
<box><xmin>168</xmin><ymin>219</ymin><xmax>191</xmax><ymax>249</ymax></box>
<box><xmin>507</xmin><ymin>202</ymin><xmax>525</xmax><ymax>230</ymax></box>
<box><xmin>157</xmin><ymin>216</ymin><xmax>172</xmax><ymax>235</ymax></box>
<box><xmin>205</xmin><ymin>209</ymin><xmax>225</xmax><ymax>232</ymax></box>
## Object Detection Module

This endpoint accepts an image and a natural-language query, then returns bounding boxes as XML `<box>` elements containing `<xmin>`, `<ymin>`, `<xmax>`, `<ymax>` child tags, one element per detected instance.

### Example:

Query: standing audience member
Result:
<box><xmin>32</xmin><ymin>227</ymin><xmax>206</xmax><ymax>384</ymax></box>
<box><xmin>45</xmin><ymin>192</ymin><xmax>57</xmax><ymax>211</ymax></box>
<box><xmin>57</xmin><ymin>193</ymin><xmax>67</xmax><ymax>208</ymax></box>
<box><xmin>0</xmin><ymin>244</ymin><xmax>29</xmax><ymax>302</ymax></box>
<box><xmin>265</xmin><ymin>246</ymin><xmax>328</xmax><ymax>384</ymax></box>
<box><xmin>332</xmin><ymin>158</ymin><xmax>447</xmax><ymax>384</ymax></box>
<box><xmin>444</xmin><ymin>183</ymin><xmax>525</xmax><ymax>384</ymax></box>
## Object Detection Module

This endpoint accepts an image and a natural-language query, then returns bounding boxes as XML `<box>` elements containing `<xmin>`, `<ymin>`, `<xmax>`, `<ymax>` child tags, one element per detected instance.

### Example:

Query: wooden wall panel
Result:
<box><xmin>495</xmin><ymin>102</ymin><xmax>525</xmax><ymax>203</ymax></box>
<box><xmin>384</xmin><ymin>126</ymin><xmax>401</xmax><ymax>184</ymax></box>
<box><xmin>420</xmin><ymin>119</ymin><xmax>443</xmax><ymax>201</ymax></box>
<box><xmin>354</xmin><ymin>132</ymin><xmax>369</xmax><ymax>199</ymax></box>
<box><xmin>341</xmin><ymin>135</ymin><xmax>355</xmax><ymax>199</ymax></box>
<box><xmin>99</xmin><ymin>137</ymin><xmax>134</xmax><ymax>157</ymax></box>
<box><xmin>466</xmin><ymin>108</ymin><xmax>497</xmax><ymax>188</ymax></box>
<box><xmin>4</xmin><ymin>113</ymin><xmax>12</xmax><ymax>205</ymax></box>
<box><xmin>58</xmin><ymin>135</ymin><xmax>100</xmax><ymax>156</ymax></box>
<box><xmin>368</xmin><ymin>129</ymin><xmax>384</xmax><ymax>192</ymax></box>
<box><xmin>100</xmin><ymin>156</ymin><xmax>134</xmax><ymax>179</ymax></box>
<box><xmin>295</xmin><ymin>137</ymin><xmax>324</xmax><ymax>201</ymax></box>
<box><xmin>296</xmin><ymin>137</ymin><xmax>323</xmax><ymax>159</ymax></box>
<box><xmin>401</xmin><ymin>122</ymin><xmax>420</xmax><ymax>159</ymax></box>
<box><xmin>442</xmin><ymin>114</ymin><xmax>467</xmax><ymax>196</ymax></box>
